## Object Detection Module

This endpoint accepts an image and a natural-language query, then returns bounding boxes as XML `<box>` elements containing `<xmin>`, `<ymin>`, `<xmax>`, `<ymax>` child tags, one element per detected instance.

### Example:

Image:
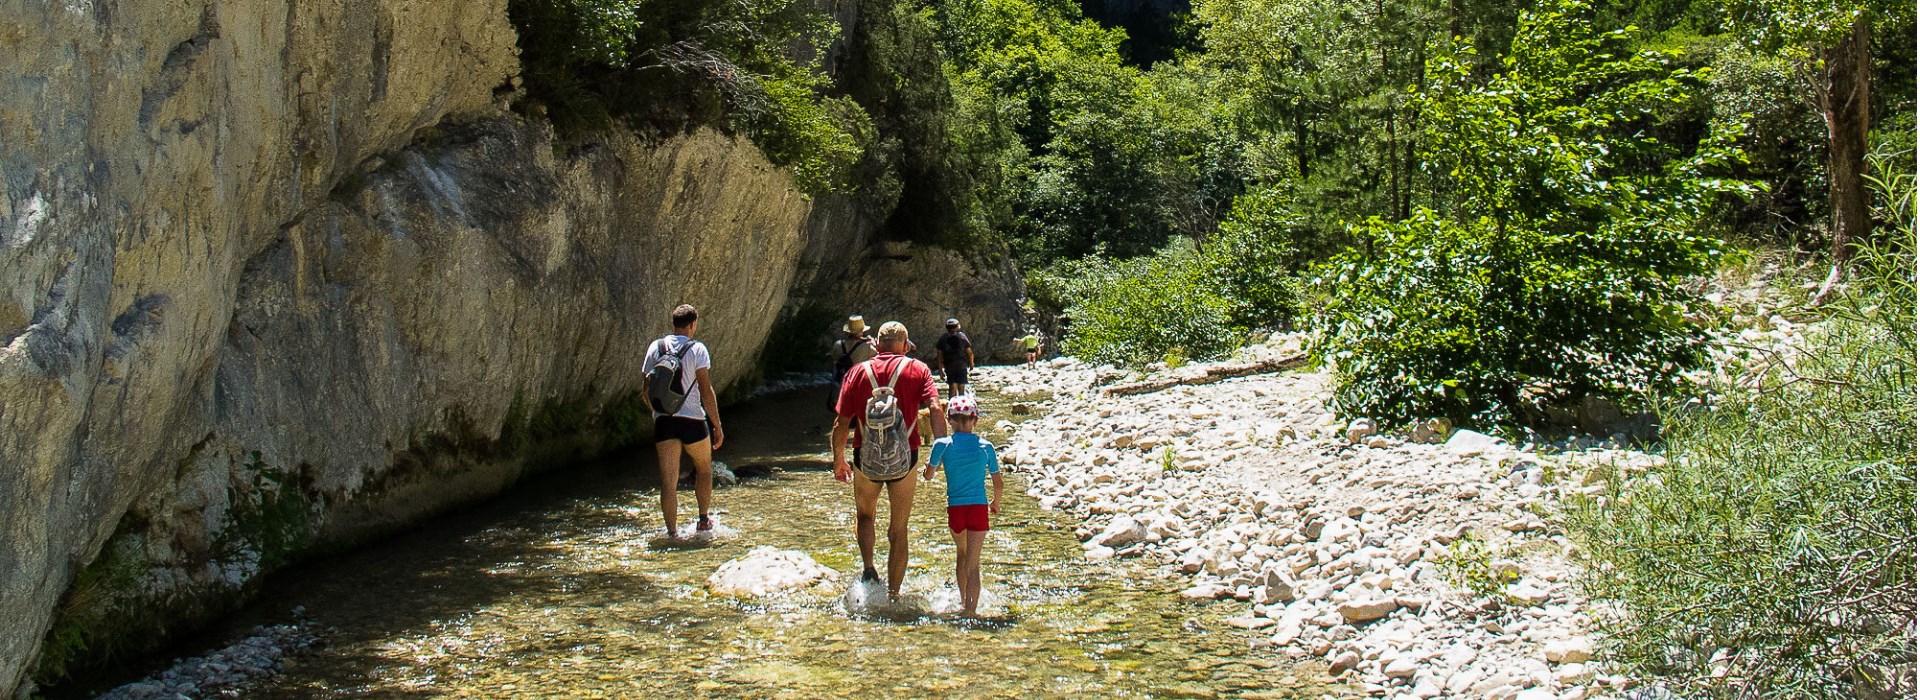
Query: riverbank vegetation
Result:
<box><xmin>1568</xmin><ymin>169</ymin><xmax>1914</xmax><ymax>695</ymax></box>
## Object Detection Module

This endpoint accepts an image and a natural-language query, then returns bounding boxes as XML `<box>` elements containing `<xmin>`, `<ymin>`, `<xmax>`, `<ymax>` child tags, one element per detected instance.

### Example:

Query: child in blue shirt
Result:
<box><xmin>923</xmin><ymin>394</ymin><xmax>1002</xmax><ymax>616</ymax></box>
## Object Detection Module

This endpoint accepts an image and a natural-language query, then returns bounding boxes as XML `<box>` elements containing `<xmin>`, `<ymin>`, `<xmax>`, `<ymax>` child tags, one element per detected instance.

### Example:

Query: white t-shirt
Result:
<box><xmin>644</xmin><ymin>334</ymin><xmax>712</xmax><ymax>420</ymax></box>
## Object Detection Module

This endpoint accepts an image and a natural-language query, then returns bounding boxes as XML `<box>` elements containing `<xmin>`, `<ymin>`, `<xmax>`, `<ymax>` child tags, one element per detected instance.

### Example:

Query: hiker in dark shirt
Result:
<box><xmin>935</xmin><ymin>318</ymin><xmax>975</xmax><ymax>399</ymax></box>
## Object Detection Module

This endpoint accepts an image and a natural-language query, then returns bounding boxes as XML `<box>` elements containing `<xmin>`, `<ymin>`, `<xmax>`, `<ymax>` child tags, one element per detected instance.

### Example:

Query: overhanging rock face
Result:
<box><xmin>2</xmin><ymin>0</ymin><xmax>519</xmax><ymax>689</ymax></box>
<box><xmin>0</xmin><ymin>0</ymin><xmax>833</xmax><ymax>690</ymax></box>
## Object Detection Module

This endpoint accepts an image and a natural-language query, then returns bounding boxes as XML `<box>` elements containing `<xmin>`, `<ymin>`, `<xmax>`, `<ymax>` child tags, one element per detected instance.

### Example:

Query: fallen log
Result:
<box><xmin>1102</xmin><ymin>353</ymin><xmax>1308</xmax><ymax>397</ymax></box>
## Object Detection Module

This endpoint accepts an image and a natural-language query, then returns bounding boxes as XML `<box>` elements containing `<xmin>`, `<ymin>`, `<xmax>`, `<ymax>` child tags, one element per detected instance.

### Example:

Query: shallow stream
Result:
<box><xmin>163</xmin><ymin>386</ymin><xmax>1341</xmax><ymax>698</ymax></box>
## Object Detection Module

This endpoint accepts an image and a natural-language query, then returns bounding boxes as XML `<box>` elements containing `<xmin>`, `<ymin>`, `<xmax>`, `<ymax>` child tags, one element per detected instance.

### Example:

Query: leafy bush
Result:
<box><xmin>1038</xmin><ymin>241</ymin><xmax>1240</xmax><ymax>366</ymax></box>
<box><xmin>1030</xmin><ymin>186</ymin><xmax>1306</xmax><ymax>365</ymax></box>
<box><xmin>1314</xmin><ymin>0</ymin><xmax>1754</xmax><ymax>428</ymax></box>
<box><xmin>1566</xmin><ymin>246</ymin><xmax>1914</xmax><ymax>695</ymax></box>
<box><xmin>1210</xmin><ymin>184</ymin><xmax>1308</xmax><ymax>330</ymax></box>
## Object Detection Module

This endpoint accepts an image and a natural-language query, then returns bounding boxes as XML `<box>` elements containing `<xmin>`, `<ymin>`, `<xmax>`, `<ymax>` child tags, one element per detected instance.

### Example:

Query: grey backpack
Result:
<box><xmin>646</xmin><ymin>337</ymin><xmax>697</xmax><ymax>415</ymax></box>
<box><xmin>858</xmin><ymin>357</ymin><xmax>914</xmax><ymax>480</ymax></box>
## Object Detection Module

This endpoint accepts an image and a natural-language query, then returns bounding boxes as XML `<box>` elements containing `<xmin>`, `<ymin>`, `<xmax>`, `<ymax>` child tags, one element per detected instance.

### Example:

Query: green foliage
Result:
<box><xmin>508</xmin><ymin>0</ymin><xmax>869</xmax><ymax>193</ymax></box>
<box><xmin>530</xmin><ymin>395</ymin><xmax>596</xmax><ymax>441</ymax></box>
<box><xmin>1718</xmin><ymin>0</ymin><xmax>1895</xmax><ymax>54</ymax></box>
<box><xmin>1699</xmin><ymin>37</ymin><xmax>1829</xmax><ymax>242</ymax></box>
<box><xmin>1210</xmin><ymin>185</ymin><xmax>1308</xmax><ymax>330</ymax></box>
<box><xmin>225</xmin><ymin>453</ymin><xmax>313</xmax><ymax>571</ymax></box>
<box><xmin>1435</xmin><ymin>532</ymin><xmax>1521</xmax><ymax>599</ymax></box>
<box><xmin>1190</xmin><ymin>0</ymin><xmax>1450</xmax><ymax>233</ymax></box>
<box><xmin>1566</xmin><ymin>233</ymin><xmax>1915</xmax><ymax>695</ymax></box>
<box><xmin>33</xmin><ymin>536</ymin><xmax>148</xmax><ymax>684</ymax></box>
<box><xmin>931</xmin><ymin>0</ymin><xmax>1238</xmax><ymax>263</ymax></box>
<box><xmin>1315</xmin><ymin>0</ymin><xmax>1755</xmax><ymax>427</ymax></box>
<box><xmin>1029</xmin><ymin>184</ymin><xmax>1307</xmax><ymax>365</ymax></box>
<box><xmin>602</xmin><ymin>391</ymin><xmax>653</xmax><ymax>449</ymax></box>
<box><xmin>1040</xmin><ymin>240</ymin><xmax>1241</xmax><ymax>365</ymax></box>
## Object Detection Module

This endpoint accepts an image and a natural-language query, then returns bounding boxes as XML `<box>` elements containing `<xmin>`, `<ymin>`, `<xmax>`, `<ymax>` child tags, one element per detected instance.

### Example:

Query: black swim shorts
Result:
<box><xmin>653</xmin><ymin>416</ymin><xmax>711</xmax><ymax>444</ymax></box>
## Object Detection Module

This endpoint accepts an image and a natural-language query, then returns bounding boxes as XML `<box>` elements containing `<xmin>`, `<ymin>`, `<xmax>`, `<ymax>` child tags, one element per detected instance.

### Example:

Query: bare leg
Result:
<box><xmin>883</xmin><ymin>475</ymin><xmax>919</xmax><ymax>598</ymax></box>
<box><xmin>684</xmin><ymin>438</ymin><xmax>714</xmax><ymax>529</ymax></box>
<box><xmin>853</xmin><ymin>473</ymin><xmax>882</xmax><ymax>578</ymax></box>
<box><xmin>951</xmin><ymin>529</ymin><xmax>973</xmax><ymax>614</ymax></box>
<box><xmin>962</xmin><ymin>529</ymin><xmax>987</xmax><ymax>615</ymax></box>
<box><xmin>654</xmin><ymin>440</ymin><xmax>683</xmax><ymax>537</ymax></box>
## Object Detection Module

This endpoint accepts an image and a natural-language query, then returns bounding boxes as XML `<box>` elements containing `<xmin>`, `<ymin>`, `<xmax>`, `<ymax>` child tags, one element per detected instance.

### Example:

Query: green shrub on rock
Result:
<box><xmin>508</xmin><ymin>0</ymin><xmax>869</xmax><ymax>193</ymax></box>
<box><xmin>1314</xmin><ymin>0</ymin><xmax>1754</xmax><ymax>427</ymax></box>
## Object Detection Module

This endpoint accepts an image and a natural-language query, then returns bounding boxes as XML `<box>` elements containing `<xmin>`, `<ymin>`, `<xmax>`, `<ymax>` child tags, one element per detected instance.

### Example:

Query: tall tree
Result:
<box><xmin>1722</xmin><ymin>0</ymin><xmax>1889</xmax><ymax>304</ymax></box>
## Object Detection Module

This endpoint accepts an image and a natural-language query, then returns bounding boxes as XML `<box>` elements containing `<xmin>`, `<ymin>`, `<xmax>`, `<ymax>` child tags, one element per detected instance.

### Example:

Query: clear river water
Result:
<box><xmin>132</xmin><ymin>385</ymin><xmax>1345</xmax><ymax>698</ymax></box>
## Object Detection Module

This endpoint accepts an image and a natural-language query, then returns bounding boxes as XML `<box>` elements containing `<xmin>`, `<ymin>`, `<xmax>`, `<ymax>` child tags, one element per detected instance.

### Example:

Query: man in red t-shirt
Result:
<box><xmin>832</xmin><ymin>321</ymin><xmax>947</xmax><ymax>599</ymax></box>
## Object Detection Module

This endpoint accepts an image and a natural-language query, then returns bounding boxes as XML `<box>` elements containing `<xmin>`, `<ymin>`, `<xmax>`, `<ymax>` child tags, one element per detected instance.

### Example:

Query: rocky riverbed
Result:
<box><xmin>975</xmin><ymin>332</ymin><xmax>1763</xmax><ymax>700</ymax></box>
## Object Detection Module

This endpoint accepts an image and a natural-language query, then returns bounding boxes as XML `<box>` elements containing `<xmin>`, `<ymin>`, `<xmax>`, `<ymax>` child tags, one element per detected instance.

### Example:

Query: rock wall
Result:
<box><xmin>0</xmin><ymin>0</ymin><xmax>1022</xmax><ymax>692</ymax></box>
<box><xmin>2</xmin><ymin>0</ymin><xmax>521</xmax><ymax>689</ymax></box>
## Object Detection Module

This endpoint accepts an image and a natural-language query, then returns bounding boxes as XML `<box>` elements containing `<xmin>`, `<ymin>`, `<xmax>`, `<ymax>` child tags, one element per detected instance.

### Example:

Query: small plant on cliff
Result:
<box><xmin>509</xmin><ymin>0</ymin><xmax>870</xmax><ymax>193</ymax></box>
<box><xmin>33</xmin><ymin>536</ymin><xmax>149</xmax><ymax>685</ymax></box>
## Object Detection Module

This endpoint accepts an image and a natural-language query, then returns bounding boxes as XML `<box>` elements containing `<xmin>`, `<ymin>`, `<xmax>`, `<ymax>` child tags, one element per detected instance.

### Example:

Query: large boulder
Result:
<box><xmin>706</xmin><ymin>547</ymin><xmax>840</xmax><ymax>597</ymax></box>
<box><xmin>1093</xmin><ymin>515</ymin><xmax>1148</xmax><ymax>548</ymax></box>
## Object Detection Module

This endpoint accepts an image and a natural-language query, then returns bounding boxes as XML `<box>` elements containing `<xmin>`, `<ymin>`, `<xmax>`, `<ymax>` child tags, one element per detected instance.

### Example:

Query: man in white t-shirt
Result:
<box><xmin>641</xmin><ymin>304</ymin><xmax>725</xmax><ymax>538</ymax></box>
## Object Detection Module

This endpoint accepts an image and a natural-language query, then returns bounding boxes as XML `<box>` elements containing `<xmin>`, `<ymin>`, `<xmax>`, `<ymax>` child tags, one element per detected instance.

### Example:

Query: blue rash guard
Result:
<box><xmin>927</xmin><ymin>432</ymin><xmax>1000</xmax><ymax>507</ymax></box>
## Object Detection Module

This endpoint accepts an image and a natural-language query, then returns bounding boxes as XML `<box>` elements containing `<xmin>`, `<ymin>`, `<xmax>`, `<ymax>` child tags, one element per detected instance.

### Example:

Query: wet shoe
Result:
<box><xmin>861</xmin><ymin>567</ymin><xmax>880</xmax><ymax>583</ymax></box>
<box><xmin>696</xmin><ymin>515</ymin><xmax>713</xmax><ymax>532</ymax></box>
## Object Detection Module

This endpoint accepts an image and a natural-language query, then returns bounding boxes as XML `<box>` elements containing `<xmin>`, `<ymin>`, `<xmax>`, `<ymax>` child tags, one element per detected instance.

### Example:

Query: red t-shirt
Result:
<box><xmin>836</xmin><ymin>354</ymin><xmax>938</xmax><ymax>451</ymax></box>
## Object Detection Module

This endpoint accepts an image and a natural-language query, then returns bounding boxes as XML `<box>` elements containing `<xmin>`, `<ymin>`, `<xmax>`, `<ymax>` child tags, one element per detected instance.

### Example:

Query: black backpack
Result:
<box><xmin>646</xmin><ymin>337</ymin><xmax>698</xmax><ymax>414</ymax></box>
<box><xmin>937</xmin><ymin>331</ymin><xmax>969</xmax><ymax>366</ymax></box>
<box><xmin>833</xmin><ymin>338</ymin><xmax>866</xmax><ymax>382</ymax></box>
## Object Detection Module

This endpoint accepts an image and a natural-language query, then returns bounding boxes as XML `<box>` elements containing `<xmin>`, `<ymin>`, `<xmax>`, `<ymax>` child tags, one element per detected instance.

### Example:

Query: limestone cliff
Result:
<box><xmin>0</xmin><ymin>0</ymin><xmax>1019</xmax><ymax>693</ymax></box>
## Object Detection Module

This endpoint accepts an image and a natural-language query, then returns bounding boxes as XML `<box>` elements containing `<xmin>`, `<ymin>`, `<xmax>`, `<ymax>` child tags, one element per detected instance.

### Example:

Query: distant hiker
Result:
<box><xmin>923</xmin><ymin>394</ymin><xmax>1002</xmax><ymax>617</ymax></box>
<box><xmin>642</xmin><ymin>304</ymin><xmax>724</xmax><ymax>539</ymax></box>
<box><xmin>1020</xmin><ymin>331</ymin><xmax>1042</xmax><ymax>368</ymax></box>
<box><xmin>832</xmin><ymin>321</ymin><xmax>947</xmax><ymax>599</ymax></box>
<box><xmin>829</xmin><ymin>315</ymin><xmax>877</xmax><ymax>411</ymax></box>
<box><xmin>935</xmin><ymin>318</ymin><xmax>975</xmax><ymax>398</ymax></box>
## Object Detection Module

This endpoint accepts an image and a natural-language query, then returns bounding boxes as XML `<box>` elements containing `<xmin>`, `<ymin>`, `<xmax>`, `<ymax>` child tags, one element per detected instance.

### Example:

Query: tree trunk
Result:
<box><xmin>1811</xmin><ymin>16</ymin><xmax>1872</xmax><ymax>306</ymax></box>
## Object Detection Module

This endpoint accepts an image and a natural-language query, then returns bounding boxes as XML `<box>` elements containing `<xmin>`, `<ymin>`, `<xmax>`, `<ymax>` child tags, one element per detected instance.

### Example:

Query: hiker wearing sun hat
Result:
<box><xmin>828</xmin><ymin>315</ymin><xmax>877</xmax><ymax>411</ymax></box>
<box><xmin>924</xmin><ymin>393</ymin><xmax>1001</xmax><ymax>616</ymax></box>
<box><xmin>832</xmin><ymin>321</ymin><xmax>947</xmax><ymax>600</ymax></box>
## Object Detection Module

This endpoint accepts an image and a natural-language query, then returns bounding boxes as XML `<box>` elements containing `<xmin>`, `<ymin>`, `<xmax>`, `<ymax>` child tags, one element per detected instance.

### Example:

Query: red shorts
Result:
<box><xmin>947</xmin><ymin>504</ymin><xmax>990</xmax><ymax>533</ymax></box>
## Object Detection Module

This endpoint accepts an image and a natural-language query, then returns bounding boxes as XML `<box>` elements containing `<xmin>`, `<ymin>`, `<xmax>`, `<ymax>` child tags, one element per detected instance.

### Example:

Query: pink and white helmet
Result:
<box><xmin>946</xmin><ymin>394</ymin><xmax>979</xmax><ymax>417</ymax></box>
